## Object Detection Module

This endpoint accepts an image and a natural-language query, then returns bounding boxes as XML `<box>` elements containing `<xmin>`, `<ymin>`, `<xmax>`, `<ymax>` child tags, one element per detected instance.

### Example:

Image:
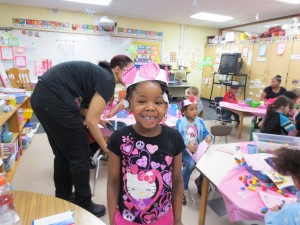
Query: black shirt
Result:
<box><xmin>261</xmin><ymin>113</ymin><xmax>282</xmax><ymax>135</ymax></box>
<box><xmin>263</xmin><ymin>86</ymin><xmax>287</xmax><ymax>99</ymax></box>
<box><xmin>39</xmin><ymin>61</ymin><xmax>115</xmax><ymax>109</ymax></box>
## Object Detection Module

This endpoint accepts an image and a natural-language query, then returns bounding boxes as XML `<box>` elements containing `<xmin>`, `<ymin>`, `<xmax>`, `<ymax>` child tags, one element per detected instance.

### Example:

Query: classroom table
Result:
<box><xmin>13</xmin><ymin>190</ymin><xmax>105</xmax><ymax>225</ymax></box>
<box><xmin>219</xmin><ymin>102</ymin><xmax>266</xmax><ymax>139</ymax></box>
<box><xmin>196</xmin><ymin>142</ymin><xmax>295</xmax><ymax>225</ymax></box>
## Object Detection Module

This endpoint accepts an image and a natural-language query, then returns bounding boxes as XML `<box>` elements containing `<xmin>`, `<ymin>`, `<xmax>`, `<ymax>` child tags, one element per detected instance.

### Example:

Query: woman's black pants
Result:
<box><xmin>30</xmin><ymin>82</ymin><xmax>92</xmax><ymax>206</ymax></box>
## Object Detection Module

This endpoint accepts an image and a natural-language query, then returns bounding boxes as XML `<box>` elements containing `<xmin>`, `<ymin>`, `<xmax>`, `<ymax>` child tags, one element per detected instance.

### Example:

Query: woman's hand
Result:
<box><xmin>99</xmin><ymin>118</ymin><xmax>111</xmax><ymax>128</ymax></box>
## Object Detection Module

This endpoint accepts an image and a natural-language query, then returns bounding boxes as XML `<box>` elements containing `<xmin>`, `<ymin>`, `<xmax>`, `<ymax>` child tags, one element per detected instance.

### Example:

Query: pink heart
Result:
<box><xmin>124</xmin><ymin>201</ymin><xmax>133</xmax><ymax>210</ymax></box>
<box><xmin>136</xmin><ymin>156</ymin><xmax>148</xmax><ymax>168</ymax></box>
<box><xmin>121</xmin><ymin>66</ymin><xmax>137</xmax><ymax>85</ymax></box>
<box><xmin>150</xmin><ymin>162</ymin><xmax>160</xmax><ymax>169</ymax></box>
<box><xmin>165</xmin><ymin>156</ymin><xmax>173</xmax><ymax>166</ymax></box>
<box><xmin>130</xmin><ymin>165</ymin><xmax>138</xmax><ymax>174</ymax></box>
<box><xmin>146</xmin><ymin>144</ymin><xmax>158</xmax><ymax>154</ymax></box>
<box><xmin>132</xmin><ymin>148</ymin><xmax>138</xmax><ymax>155</ymax></box>
<box><xmin>121</xmin><ymin>140</ymin><xmax>133</xmax><ymax>155</ymax></box>
<box><xmin>163</xmin><ymin>172</ymin><xmax>172</xmax><ymax>185</ymax></box>
<box><xmin>160</xmin><ymin>164</ymin><xmax>166</xmax><ymax>170</ymax></box>
<box><xmin>140</xmin><ymin>208</ymin><xmax>159</xmax><ymax>224</ymax></box>
<box><xmin>139</xmin><ymin>62</ymin><xmax>160</xmax><ymax>80</ymax></box>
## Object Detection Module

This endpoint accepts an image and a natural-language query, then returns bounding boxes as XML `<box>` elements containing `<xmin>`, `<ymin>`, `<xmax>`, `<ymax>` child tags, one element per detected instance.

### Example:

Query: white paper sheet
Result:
<box><xmin>187</xmin><ymin>140</ymin><xmax>209</xmax><ymax>163</ymax></box>
<box><xmin>258</xmin><ymin>191</ymin><xmax>297</xmax><ymax>208</ymax></box>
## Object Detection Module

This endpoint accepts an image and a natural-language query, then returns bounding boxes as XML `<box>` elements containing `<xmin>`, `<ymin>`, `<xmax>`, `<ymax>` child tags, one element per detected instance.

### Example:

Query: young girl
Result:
<box><xmin>265</xmin><ymin>147</ymin><xmax>300</xmax><ymax>225</ymax></box>
<box><xmin>186</xmin><ymin>86</ymin><xmax>203</xmax><ymax>117</ymax></box>
<box><xmin>175</xmin><ymin>96</ymin><xmax>211</xmax><ymax>205</ymax></box>
<box><xmin>107</xmin><ymin>63</ymin><xmax>185</xmax><ymax>225</ymax></box>
<box><xmin>260</xmin><ymin>96</ymin><xmax>296</xmax><ymax>135</ymax></box>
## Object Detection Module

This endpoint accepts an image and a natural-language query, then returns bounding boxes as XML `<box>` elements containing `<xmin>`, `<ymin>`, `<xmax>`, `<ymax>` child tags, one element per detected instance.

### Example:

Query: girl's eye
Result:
<box><xmin>156</xmin><ymin>101</ymin><xmax>163</xmax><ymax>105</ymax></box>
<box><xmin>137</xmin><ymin>100</ymin><xmax>146</xmax><ymax>104</ymax></box>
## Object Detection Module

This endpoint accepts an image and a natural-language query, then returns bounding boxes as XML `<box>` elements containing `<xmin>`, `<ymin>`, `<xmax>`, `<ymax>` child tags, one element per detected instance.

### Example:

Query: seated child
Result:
<box><xmin>176</xmin><ymin>95</ymin><xmax>211</xmax><ymax>205</ymax></box>
<box><xmin>260</xmin><ymin>96</ymin><xmax>296</xmax><ymax>135</ymax></box>
<box><xmin>221</xmin><ymin>85</ymin><xmax>240</xmax><ymax>123</ymax></box>
<box><xmin>186</xmin><ymin>86</ymin><xmax>204</xmax><ymax>117</ymax></box>
<box><xmin>265</xmin><ymin>147</ymin><xmax>300</xmax><ymax>225</ymax></box>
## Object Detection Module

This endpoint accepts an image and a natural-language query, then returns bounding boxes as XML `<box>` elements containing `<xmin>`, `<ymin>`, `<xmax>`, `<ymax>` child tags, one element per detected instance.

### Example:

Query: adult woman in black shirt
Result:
<box><xmin>30</xmin><ymin>55</ymin><xmax>133</xmax><ymax>217</ymax></box>
<box><xmin>260</xmin><ymin>75</ymin><xmax>287</xmax><ymax>100</ymax></box>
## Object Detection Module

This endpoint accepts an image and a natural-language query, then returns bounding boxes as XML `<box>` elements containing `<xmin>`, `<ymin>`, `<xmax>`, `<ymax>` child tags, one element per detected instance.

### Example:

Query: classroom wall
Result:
<box><xmin>0</xmin><ymin>3</ymin><xmax>218</xmax><ymax>93</ymax></box>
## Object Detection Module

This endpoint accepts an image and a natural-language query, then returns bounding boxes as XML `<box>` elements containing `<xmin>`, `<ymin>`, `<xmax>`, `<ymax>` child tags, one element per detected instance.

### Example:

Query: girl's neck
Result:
<box><xmin>276</xmin><ymin>108</ymin><xmax>284</xmax><ymax>114</ymax></box>
<box><xmin>186</xmin><ymin>117</ymin><xmax>194</xmax><ymax>123</ymax></box>
<box><xmin>132</xmin><ymin>124</ymin><xmax>162</xmax><ymax>137</ymax></box>
<box><xmin>272</xmin><ymin>86</ymin><xmax>280</xmax><ymax>92</ymax></box>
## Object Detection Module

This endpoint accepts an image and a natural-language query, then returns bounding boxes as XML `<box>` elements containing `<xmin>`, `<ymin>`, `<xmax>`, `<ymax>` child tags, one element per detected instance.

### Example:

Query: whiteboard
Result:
<box><xmin>12</xmin><ymin>29</ymin><xmax>132</xmax><ymax>81</ymax></box>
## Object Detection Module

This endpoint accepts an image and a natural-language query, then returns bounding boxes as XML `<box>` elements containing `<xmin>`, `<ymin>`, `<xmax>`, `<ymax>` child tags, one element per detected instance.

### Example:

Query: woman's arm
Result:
<box><xmin>260</xmin><ymin>91</ymin><xmax>267</xmax><ymax>100</ymax></box>
<box><xmin>104</xmin><ymin>99</ymin><xmax>125</xmax><ymax>118</ymax></box>
<box><xmin>85</xmin><ymin>92</ymin><xmax>109</xmax><ymax>153</ymax></box>
<box><xmin>107</xmin><ymin>151</ymin><xmax>121</xmax><ymax>225</ymax></box>
<box><xmin>172</xmin><ymin>153</ymin><xmax>184</xmax><ymax>225</ymax></box>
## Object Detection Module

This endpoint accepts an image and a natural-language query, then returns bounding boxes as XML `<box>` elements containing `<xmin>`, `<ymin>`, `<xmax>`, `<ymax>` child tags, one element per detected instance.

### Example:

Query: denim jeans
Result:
<box><xmin>182</xmin><ymin>149</ymin><xmax>196</xmax><ymax>190</ymax></box>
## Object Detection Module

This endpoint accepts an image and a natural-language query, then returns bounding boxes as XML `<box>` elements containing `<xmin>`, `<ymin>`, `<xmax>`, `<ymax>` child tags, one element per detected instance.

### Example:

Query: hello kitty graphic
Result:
<box><xmin>186</xmin><ymin>125</ymin><xmax>197</xmax><ymax>144</ymax></box>
<box><xmin>123</xmin><ymin>169</ymin><xmax>163</xmax><ymax>211</ymax></box>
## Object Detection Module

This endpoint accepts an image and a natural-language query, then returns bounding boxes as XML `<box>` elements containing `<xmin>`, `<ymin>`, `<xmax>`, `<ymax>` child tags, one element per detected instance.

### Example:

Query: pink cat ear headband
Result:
<box><xmin>122</xmin><ymin>62</ymin><xmax>169</xmax><ymax>106</ymax></box>
<box><xmin>180</xmin><ymin>95</ymin><xmax>197</xmax><ymax>107</ymax></box>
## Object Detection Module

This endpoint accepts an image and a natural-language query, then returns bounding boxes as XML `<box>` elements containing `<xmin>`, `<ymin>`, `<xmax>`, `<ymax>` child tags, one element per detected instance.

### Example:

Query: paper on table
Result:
<box><xmin>187</xmin><ymin>140</ymin><xmax>209</xmax><ymax>163</ymax></box>
<box><xmin>32</xmin><ymin>210</ymin><xmax>75</xmax><ymax>225</ymax></box>
<box><xmin>243</xmin><ymin>153</ymin><xmax>274</xmax><ymax>171</ymax></box>
<box><xmin>258</xmin><ymin>191</ymin><xmax>297</xmax><ymax>208</ymax></box>
<box><xmin>216</xmin><ymin>145</ymin><xmax>237</xmax><ymax>155</ymax></box>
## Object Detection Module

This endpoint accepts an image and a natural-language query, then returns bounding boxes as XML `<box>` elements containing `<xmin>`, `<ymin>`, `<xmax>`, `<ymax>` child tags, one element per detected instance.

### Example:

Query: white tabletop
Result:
<box><xmin>196</xmin><ymin>143</ymin><xmax>243</xmax><ymax>186</ymax></box>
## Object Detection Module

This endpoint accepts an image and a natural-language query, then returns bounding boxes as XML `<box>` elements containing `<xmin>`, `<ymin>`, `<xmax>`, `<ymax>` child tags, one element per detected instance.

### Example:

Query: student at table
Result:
<box><xmin>260</xmin><ymin>75</ymin><xmax>287</xmax><ymax>100</ymax></box>
<box><xmin>221</xmin><ymin>85</ymin><xmax>240</xmax><ymax>123</ymax></box>
<box><xmin>30</xmin><ymin>55</ymin><xmax>133</xmax><ymax>217</ymax></box>
<box><xmin>260</xmin><ymin>96</ymin><xmax>296</xmax><ymax>135</ymax></box>
<box><xmin>186</xmin><ymin>86</ymin><xmax>204</xmax><ymax>117</ymax></box>
<box><xmin>265</xmin><ymin>147</ymin><xmax>300</xmax><ymax>225</ymax></box>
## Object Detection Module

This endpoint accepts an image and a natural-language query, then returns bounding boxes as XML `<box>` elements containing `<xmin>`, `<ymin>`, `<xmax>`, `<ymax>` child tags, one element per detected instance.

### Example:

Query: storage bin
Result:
<box><xmin>13</xmin><ymin>93</ymin><xmax>26</xmax><ymax>104</ymax></box>
<box><xmin>253</xmin><ymin>132</ymin><xmax>300</xmax><ymax>154</ymax></box>
<box><xmin>23</xmin><ymin>108</ymin><xmax>33</xmax><ymax>119</ymax></box>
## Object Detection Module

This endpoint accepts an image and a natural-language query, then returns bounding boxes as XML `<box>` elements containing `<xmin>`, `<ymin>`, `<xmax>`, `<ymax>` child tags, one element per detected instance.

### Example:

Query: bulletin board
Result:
<box><xmin>7</xmin><ymin>30</ymin><xmax>134</xmax><ymax>81</ymax></box>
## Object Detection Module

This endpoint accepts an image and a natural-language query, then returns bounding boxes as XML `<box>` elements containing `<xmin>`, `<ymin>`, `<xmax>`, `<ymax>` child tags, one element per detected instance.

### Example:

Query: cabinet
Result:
<box><xmin>209</xmin><ymin>73</ymin><xmax>247</xmax><ymax>106</ymax></box>
<box><xmin>0</xmin><ymin>98</ymin><xmax>31</xmax><ymax>182</ymax></box>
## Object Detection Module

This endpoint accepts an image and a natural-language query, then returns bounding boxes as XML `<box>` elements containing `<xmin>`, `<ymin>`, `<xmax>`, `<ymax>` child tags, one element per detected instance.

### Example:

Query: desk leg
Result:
<box><xmin>198</xmin><ymin>176</ymin><xmax>209</xmax><ymax>225</ymax></box>
<box><xmin>238</xmin><ymin>113</ymin><xmax>244</xmax><ymax>139</ymax></box>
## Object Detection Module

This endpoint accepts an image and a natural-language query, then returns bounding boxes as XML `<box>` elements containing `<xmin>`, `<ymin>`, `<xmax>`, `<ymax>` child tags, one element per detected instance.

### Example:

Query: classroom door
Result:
<box><xmin>250</xmin><ymin>43</ymin><xmax>271</xmax><ymax>77</ymax></box>
<box><xmin>288</xmin><ymin>39</ymin><xmax>300</xmax><ymax>79</ymax></box>
<box><xmin>238</xmin><ymin>44</ymin><xmax>254</xmax><ymax>75</ymax></box>
<box><xmin>268</xmin><ymin>41</ymin><xmax>293</xmax><ymax>78</ymax></box>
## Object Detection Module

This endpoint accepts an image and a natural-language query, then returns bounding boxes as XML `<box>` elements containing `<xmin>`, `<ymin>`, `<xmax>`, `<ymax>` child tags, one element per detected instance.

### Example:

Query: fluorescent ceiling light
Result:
<box><xmin>63</xmin><ymin>0</ymin><xmax>112</xmax><ymax>6</ymax></box>
<box><xmin>263</xmin><ymin>24</ymin><xmax>280</xmax><ymax>28</ymax></box>
<box><xmin>276</xmin><ymin>0</ymin><xmax>300</xmax><ymax>4</ymax></box>
<box><xmin>191</xmin><ymin>12</ymin><xmax>233</xmax><ymax>22</ymax></box>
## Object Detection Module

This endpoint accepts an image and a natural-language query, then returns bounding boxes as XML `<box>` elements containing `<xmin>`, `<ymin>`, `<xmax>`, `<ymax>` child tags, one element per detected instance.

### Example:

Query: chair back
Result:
<box><xmin>214</xmin><ymin>97</ymin><xmax>223</xmax><ymax>106</ymax></box>
<box><xmin>211</xmin><ymin>125</ymin><xmax>232</xmax><ymax>136</ymax></box>
<box><xmin>6</xmin><ymin>68</ymin><xmax>32</xmax><ymax>90</ymax></box>
<box><xmin>210</xmin><ymin>125</ymin><xmax>233</xmax><ymax>143</ymax></box>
